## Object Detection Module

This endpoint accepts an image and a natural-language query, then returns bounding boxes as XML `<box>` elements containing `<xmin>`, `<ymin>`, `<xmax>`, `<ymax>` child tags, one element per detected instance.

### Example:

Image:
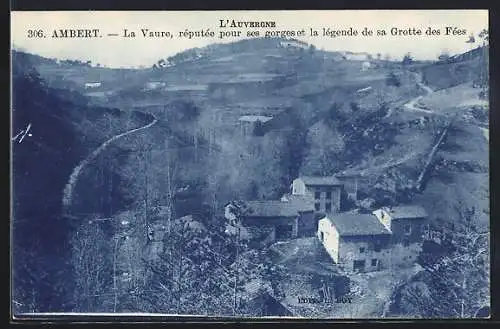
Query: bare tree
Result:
<box><xmin>402</xmin><ymin>204</ymin><xmax>489</xmax><ymax>318</ymax></box>
<box><xmin>71</xmin><ymin>220</ymin><xmax>112</xmax><ymax>312</ymax></box>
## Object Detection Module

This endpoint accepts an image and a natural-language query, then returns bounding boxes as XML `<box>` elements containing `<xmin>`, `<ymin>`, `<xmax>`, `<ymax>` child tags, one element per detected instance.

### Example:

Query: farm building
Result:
<box><xmin>224</xmin><ymin>195</ymin><xmax>315</xmax><ymax>244</ymax></box>
<box><xmin>361</xmin><ymin>61</ymin><xmax>372</xmax><ymax>71</ymax></box>
<box><xmin>84</xmin><ymin>82</ymin><xmax>101</xmax><ymax>89</ymax></box>
<box><xmin>372</xmin><ymin>205</ymin><xmax>429</xmax><ymax>246</ymax></box>
<box><xmin>317</xmin><ymin>213</ymin><xmax>392</xmax><ymax>273</ymax></box>
<box><xmin>318</xmin><ymin>205</ymin><xmax>429</xmax><ymax>272</ymax></box>
<box><xmin>238</xmin><ymin>115</ymin><xmax>273</xmax><ymax>137</ymax></box>
<box><xmin>279</xmin><ymin>39</ymin><xmax>309</xmax><ymax>49</ymax></box>
<box><xmin>291</xmin><ymin>176</ymin><xmax>344</xmax><ymax>213</ymax></box>
<box><xmin>144</xmin><ymin>81</ymin><xmax>166</xmax><ymax>90</ymax></box>
<box><xmin>340</xmin><ymin>51</ymin><xmax>372</xmax><ymax>61</ymax></box>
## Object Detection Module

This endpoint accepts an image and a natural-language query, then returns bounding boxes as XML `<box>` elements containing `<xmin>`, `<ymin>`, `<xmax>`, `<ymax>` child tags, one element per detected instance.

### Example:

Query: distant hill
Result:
<box><xmin>422</xmin><ymin>46</ymin><xmax>488</xmax><ymax>90</ymax></box>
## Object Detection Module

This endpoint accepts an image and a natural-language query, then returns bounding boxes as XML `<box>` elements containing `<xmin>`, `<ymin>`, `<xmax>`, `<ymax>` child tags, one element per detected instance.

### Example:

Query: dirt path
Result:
<box><xmin>404</xmin><ymin>83</ymin><xmax>434</xmax><ymax>114</ymax></box>
<box><xmin>62</xmin><ymin>116</ymin><xmax>158</xmax><ymax>212</ymax></box>
<box><xmin>383</xmin><ymin>82</ymin><xmax>434</xmax><ymax>119</ymax></box>
<box><xmin>418</xmin><ymin>82</ymin><xmax>434</xmax><ymax>94</ymax></box>
<box><xmin>404</xmin><ymin>95</ymin><xmax>434</xmax><ymax>114</ymax></box>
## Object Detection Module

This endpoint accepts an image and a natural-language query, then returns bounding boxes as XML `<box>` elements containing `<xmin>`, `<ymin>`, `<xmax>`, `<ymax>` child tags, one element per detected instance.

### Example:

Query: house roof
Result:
<box><xmin>386</xmin><ymin>206</ymin><xmax>428</xmax><ymax>219</ymax></box>
<box><xmin>244</xmin><ymin>199</ymin><xmax>312</xmax><ymax>218</ymax></box>
<box><xmin>298</xmin><ymin>175</ymin><xmax>343</xmax><ymax>186</ymax></box>
<box><xmin>280</xmin><ymin>194</ymin><xmax>315</xmax><ymax>211</ymax></box>
<box><xmin>325</xmin><ymin>213</ymin><xmax>391</xmax><ymax>236</ymax></box>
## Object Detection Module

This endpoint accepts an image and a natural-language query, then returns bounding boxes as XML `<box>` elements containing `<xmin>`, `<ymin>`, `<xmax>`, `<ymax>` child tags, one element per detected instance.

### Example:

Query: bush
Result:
<box><xmin>386</xmin><ymin>72</ymin><xmax>401</xmax><ymax>87</ymax></box>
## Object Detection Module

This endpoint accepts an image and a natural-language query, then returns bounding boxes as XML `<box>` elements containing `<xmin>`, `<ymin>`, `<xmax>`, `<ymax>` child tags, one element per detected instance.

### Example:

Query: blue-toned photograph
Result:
<box><xmin>11</xmin><ymin>10</ymin><xmax>489</xmax><ymax>319</ymax></box>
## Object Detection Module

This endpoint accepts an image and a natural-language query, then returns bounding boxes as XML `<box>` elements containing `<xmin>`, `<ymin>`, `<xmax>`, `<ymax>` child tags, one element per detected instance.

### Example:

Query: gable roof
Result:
<box><xmin>325</xmin><ymin>213</ymin><xmax>391</xmax><ymax>236</ymax></box>
<box><xmin>280</xmin><ymin>194</ymin><xmax>315</xmax><ymax>211</ymax></box>
<box><xmin>387</xmin><ymin>206</ymin><xmax>428</xmax><ymax>219</ymax></box>
<box><xmin>298</xmin><ymin>176</ymin><xmax>343</xmax><ymax>186</ymax></box>
<box><xmin>243</xmin><ymin>198</ymin><xmax>312</xmax><ymax>218</ymax></box>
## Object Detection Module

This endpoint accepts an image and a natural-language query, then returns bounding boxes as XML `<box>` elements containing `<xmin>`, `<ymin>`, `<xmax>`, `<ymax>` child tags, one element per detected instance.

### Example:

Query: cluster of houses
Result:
<box><xmin>225</xmin><ymin>175</ymin><xmax>430</xmax><ymax>273</ymax></box>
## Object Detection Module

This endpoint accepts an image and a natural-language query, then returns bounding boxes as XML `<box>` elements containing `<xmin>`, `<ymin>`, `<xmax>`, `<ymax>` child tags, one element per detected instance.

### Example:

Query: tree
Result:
<box><xmin>478</xmin><ymin>29</ymin><xmax>488</xmax><ymax>45</ymax></box>
<box><xmin>386</xmin><ymin>71</ymin><xmax>401</xmax><ymax>87</ymax></box>
<box><xmin>70</xmin><ymin>220</ymin><xmax>112</xmax><ymax>312</ymax></box>
<box><xmin>402</xmin><ymin>52</ymin><xmax>413</xmax><ymax>65</ymax></box>
<box><xmin>438</xmin><ymin>51</ymin><xmax>450</xmax><ymax>62</ymax></box>
<box><xmin>157</xmin><ymin>59</ymin><xmax>167</xmax><ymax>68</ymax></box>
<box><xmin>301</xmin><ymin>121</ymin><xmax>345</xmax><ymax>176</ymax></box>
<box><xmin>140</xmin><ymin>215</ymin><xmax>242</xmax><ymax>315</ymax></box>
<box><xmin>477</xmin><ymin>28</ymin><xmax>489</xmax><ymax>96</ymax></box>
<box><xmin>393</xmin><ymin>204</ymin><xmax>489</xmax><ymax>318</ymax></box>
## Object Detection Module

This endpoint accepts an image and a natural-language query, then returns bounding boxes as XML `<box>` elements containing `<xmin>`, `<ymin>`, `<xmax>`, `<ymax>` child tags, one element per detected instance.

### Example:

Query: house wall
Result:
<box><xmin>241</xmin><ymin>215</ymin><xmax>299</xmax><ymax>240</ymax></box>
<box><xmin>239</xmin><ymin>121</ymin><xmax>254</xmax><ymax>137</ymax></box>
<box><xmin>337</xmin><ymin>235</ymin><xmax>392</xmax><ymax>272</ymax></box>
<box><xmin>317</xmin><ymin>217</ymin><xmax>340</xmax><ymax>263</ymax></box>
<box><xmin>390</xmin><ymin>217</ymin><xmax>428</xmax><ymax>245</ymax></box>
<box><xmin>310</xmin><ymin>185</ymin><xmax>343</xmax><ymax>213</ymax></box>
<box><xmin>292</xmin><ymin>179</ymin><xmax>307</xmax><ymax>195</ymax></box>
<box><xmin>297</xmin><ymin>211</ymin><xmax>316</xmax><ymax>237</ymax></box>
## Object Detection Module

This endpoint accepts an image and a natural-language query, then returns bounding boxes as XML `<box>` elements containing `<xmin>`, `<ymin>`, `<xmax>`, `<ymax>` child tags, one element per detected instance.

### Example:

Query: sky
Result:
<box><xmin>11</xmin><ymin>10</ymin><xmax>488</xmax><ymax>68</ymax></box>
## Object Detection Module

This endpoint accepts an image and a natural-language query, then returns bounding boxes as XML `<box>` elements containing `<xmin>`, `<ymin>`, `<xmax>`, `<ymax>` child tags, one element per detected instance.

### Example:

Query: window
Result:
<box><xmin>371</xmin><ymin>259</ymin><xmax>378</xmax><ymax>267</ymax></box>
<box><xmin>423</xmin><ymin>224</ymin><xmax>431</xmax><ymax>239</ymax></box>
<box><xmin>315</xmin><ymin>203</ymin><xmax>320</xmax><ymax>211</ymax></box>
<box><xmin>404</xmin><ymin>223</ymin><xmax>412</xmax><ymax>235</ymax></box>
<box><xmin>325</xmin><ymin>203</ymin><xmax>332</xmax><ymax>212</ymax></box>
<box><xmin>315</xmin><ymin>191</ymin><xmax>321</xmax><ymax>200</ymax></box>
<box><xmin>374</xmin><ymin>241</ymin><xmax>381</xmax><ymax>252</ymax></box>
<box><xmin>359</xmin><ymin>247</ymin><xmax>365</xmax><ymax>253</ymax></box>
<box><xmin>326</xmin><ymin>191</ymin><xmax>332</xmax><ymax>199</ymax></box>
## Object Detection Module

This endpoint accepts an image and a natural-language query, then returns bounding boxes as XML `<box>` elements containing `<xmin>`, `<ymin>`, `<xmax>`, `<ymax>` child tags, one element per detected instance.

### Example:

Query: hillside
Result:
<box><xmin>422</xmin><ymin>46</ymin><xmax>488</xmax><ymax>90</ymax></box>
<box><xmin>11</xmin><ymin>53</ymin><xmax>156</xmax><ymax>312</ymax></box>
<box><xmin>11</xmin><ymin>38</ymin><xmax>489</xmax><ymax>316</ymax></box>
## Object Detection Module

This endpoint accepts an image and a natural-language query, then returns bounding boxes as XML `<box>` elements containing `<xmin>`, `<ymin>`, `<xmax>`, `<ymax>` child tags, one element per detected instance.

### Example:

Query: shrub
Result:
<box><xmin>386</xmin><ymin>72</ymin><xmax>401</xmax><ymax>87</ymax></box>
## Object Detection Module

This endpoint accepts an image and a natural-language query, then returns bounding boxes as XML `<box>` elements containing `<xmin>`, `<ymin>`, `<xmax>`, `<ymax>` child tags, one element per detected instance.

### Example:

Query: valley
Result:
<box><xmin>11</xmin><ymin>37</ymin><xmax>489</xmax><ymax>317</ymax></box>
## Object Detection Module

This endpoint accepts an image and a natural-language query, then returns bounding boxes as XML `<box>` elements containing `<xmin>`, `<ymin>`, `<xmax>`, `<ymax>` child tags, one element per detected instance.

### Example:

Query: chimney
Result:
<box><xmin>374</xmin><ymin>207</ymin><xmax>392</xmax><ymax>232</ymax></box>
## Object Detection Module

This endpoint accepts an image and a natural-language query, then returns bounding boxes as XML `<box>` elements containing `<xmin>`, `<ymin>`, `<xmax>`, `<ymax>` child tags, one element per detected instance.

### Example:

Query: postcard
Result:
<box><xmin>10</xmin><ymin>10</ymin><xmax>490</xmax><ymax>319</ymax></box>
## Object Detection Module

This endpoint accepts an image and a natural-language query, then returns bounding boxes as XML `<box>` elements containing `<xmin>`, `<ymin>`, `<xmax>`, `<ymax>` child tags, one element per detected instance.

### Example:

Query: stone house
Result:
<box><xmin>372</xmin><ymin>205</ymin><xmax>429</xmax><ymax>247</ymax></box>
<box><xmin>291</xmin><ymin>176</ymin><xmax>344</xmax><ymax>213</ymax></box>
<box><xmin>224</xmin><ymin>195</ymin><xmax>315</xmax><ymax>244</ymax></box>
<box><xmin>318</xmin><ymin>205</ymin><xmax>429</xmax><ymax>272</ymax></box>
<box><xmin>317</xmin><ymin>213</ymin><xmax>392</xmax><ymax>273</ymax></box>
